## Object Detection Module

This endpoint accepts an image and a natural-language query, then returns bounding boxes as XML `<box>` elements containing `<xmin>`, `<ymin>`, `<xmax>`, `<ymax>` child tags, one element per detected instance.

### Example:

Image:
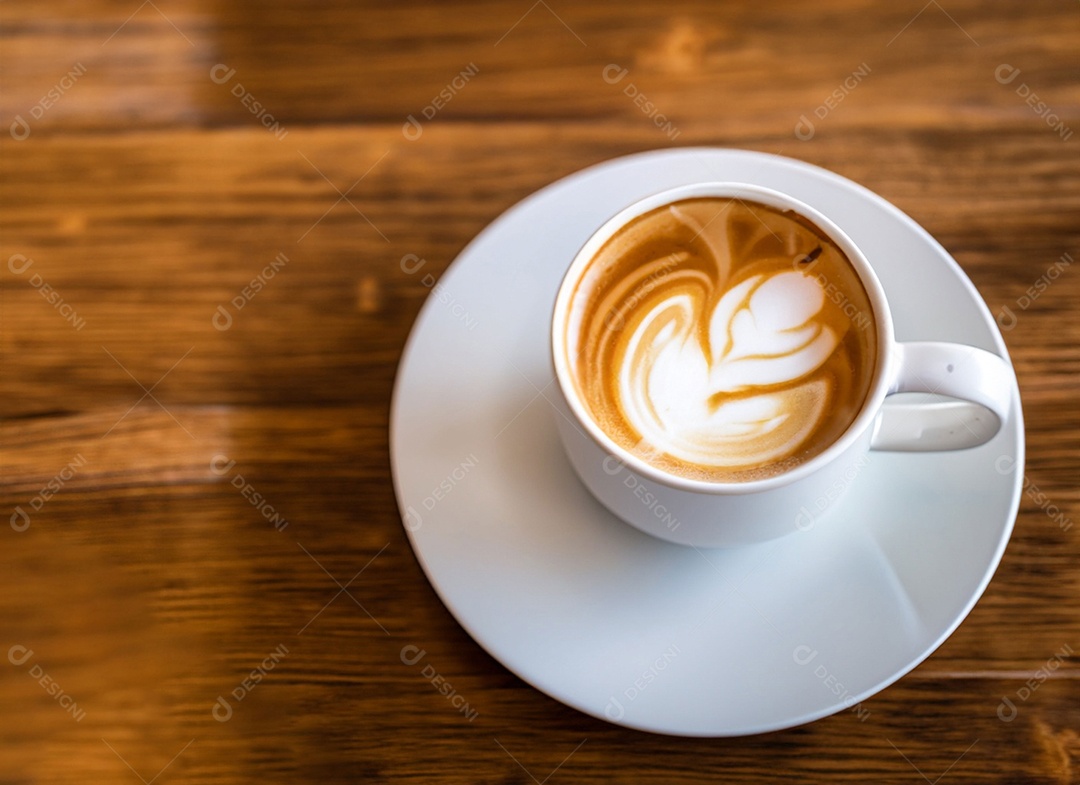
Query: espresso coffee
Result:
<box><xmin>562</xmin><ymin>197</ymin><xmax>878</xmax><ymax>482</ymax></box>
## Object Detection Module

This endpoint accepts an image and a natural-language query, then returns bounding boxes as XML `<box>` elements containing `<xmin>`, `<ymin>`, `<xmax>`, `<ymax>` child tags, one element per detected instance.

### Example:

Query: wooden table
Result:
<box><xmin>2</xmin><ymin>1</ymin><xmax>1078</xmax><ymax>782</ymax></box>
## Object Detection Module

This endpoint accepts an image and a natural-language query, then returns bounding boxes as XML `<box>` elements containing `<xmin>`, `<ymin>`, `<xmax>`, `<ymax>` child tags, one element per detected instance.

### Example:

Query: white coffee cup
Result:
<box><xmin>550</xmin><ymin>183</ymin><xmax>1014</xmax><ymax>547</ymax></box>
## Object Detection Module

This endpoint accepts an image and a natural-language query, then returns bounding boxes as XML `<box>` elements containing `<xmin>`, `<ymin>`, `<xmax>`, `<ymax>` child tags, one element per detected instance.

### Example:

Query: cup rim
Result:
<box><xmin>550</xmin><ymin>181</ymin><xmax>896</xmax><ymax>495</ymax></box>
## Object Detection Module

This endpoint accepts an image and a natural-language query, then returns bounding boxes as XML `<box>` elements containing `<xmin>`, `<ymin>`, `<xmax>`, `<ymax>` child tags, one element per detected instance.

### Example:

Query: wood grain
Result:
<box><xmin>2</xmin><ymin>0</ymin><xmax>1079</xmax><ymax>782</ymax></box>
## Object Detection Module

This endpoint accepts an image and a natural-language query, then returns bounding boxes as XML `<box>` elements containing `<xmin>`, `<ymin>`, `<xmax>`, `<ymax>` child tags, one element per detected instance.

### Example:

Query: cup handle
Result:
<box><xmin>870</xmin><ymin>342</ymin><xmax>1014</xmax><ymax>451</ymax></box>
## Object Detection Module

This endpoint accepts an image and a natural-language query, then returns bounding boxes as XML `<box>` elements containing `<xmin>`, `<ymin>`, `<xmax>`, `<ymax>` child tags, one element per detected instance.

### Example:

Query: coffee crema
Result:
<box><xmin>563</xmin><ymin>197</ymin><xmax>878</xmax><ymax>482</ymax></box>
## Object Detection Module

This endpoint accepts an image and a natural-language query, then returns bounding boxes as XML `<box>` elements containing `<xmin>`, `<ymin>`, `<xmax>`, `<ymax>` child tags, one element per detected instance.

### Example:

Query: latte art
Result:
<box><xmin>565</xmin><ymin>198</ymin><xmax>877</xmax><ymax>482</ymax></box>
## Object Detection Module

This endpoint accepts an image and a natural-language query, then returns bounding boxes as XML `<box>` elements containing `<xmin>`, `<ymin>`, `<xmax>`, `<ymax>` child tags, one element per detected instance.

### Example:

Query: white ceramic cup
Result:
<box><xmin>550</xmin><ymin>183</ymin><xmax>1014</xmax><ymax>547</ymax></box>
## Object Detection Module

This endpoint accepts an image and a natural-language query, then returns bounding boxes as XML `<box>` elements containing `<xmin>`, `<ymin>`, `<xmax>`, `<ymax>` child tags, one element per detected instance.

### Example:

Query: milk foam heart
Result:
<box><xmin>566</xmin><ymin>197</ymin><xmax>878</xmax><ymax>482</ymax></box>
<box><xmin>707</xmin><ymin>271</ymin><xmax>839</xmax><ymax>392</ymax></box>
<box><xmin>617</xmin><ymin>271</ymin><xmax>838</xmax><ymax>469</ymax></box>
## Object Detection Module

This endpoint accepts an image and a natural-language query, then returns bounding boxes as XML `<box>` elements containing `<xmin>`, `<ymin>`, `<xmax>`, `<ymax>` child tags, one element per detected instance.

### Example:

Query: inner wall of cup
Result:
<box><xmin>793</xmin><ymin>207</ymin><xmax>895</xmax><ymax>434</ymax></box>
<box><xmin>554</xmin><ymin>184</ymin><xmax>893</xmax><ymax>489</ymax></box>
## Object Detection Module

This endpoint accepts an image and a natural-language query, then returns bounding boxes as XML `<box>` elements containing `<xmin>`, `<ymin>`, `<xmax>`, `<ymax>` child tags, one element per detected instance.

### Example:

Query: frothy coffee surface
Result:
<box><xmin>564</xmin><ymin>197</ymin><xmax>877</xmax><ymax>482</ymax></box>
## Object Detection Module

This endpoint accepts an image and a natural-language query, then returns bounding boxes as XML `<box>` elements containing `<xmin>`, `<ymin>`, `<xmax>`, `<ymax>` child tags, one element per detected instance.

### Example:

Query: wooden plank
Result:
<box><xmin>2</xmin><ymin>1</ymin><xmax>1078</xmax><ymax>133</ymax></box>
<box><xmin>1</xmin><ymin>486</ymin><xmax>1077</xmax><ymax>782</ymax></box>
<box><xmin>0</xmin><ymin>407</ymin><xmax>1077</xmax><ymax>671</ymax></box>
<box><xmin>2</xmin><ymin>1</ymin><xmax>1080</xmax><ymax>782</ymax></box>
<box><xmin>2</xmin><ymin>126</ymin><xmax>1077</xmax><ymax>415</ymax></box>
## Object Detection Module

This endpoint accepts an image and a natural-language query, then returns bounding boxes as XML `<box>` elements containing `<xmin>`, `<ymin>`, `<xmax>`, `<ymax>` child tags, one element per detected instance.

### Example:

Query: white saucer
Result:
<box><xmin>389</xmin><ymin>149</ymin><xmax>1023</xmax><ymax>736</ymax></box>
